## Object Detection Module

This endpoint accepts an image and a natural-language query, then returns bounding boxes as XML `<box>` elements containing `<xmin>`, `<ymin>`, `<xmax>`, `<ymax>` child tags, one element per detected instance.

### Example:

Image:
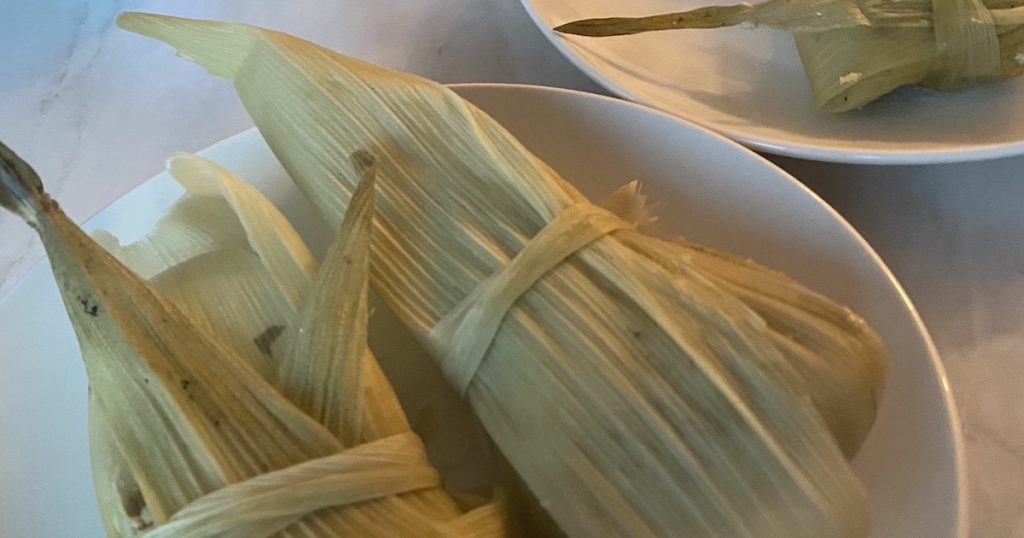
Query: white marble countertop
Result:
<box><xmin>1</xmin><ymin>1</ymin><xmax>1020</xmax><ymax>536</ymax></box>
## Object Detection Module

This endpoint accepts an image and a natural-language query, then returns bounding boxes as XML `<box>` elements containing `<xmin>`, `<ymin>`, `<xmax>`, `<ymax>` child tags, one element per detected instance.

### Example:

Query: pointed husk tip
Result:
<box><xmin>0</xmin><ymin>140</ymin><xmax>48</xmax><ymax>224</ymax></box>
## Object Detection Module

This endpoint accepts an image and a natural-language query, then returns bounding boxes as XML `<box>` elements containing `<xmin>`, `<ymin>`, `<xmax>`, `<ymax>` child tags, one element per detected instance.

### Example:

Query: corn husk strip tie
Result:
<box><xmin>142</xmin><ymin>433</ymin><xmax>439</xmax><ymax>538</ymax></box>
<box><xmin>429</xmin><ymin>203</ymin><xmax>629</xmax><ymax>396</ymax></box>
<box><xmin>931</xmin><ymin>0</ymin><xmax>1000</xmax><ymax>81</ymax></box>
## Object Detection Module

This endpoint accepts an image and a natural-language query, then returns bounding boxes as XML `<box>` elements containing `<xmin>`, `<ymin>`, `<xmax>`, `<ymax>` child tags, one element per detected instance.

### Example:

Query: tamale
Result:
<box><xmin>555</xmin><ymin>0</ymin><xmax>1024</xmax><ymax>111</ymax></box>
<box><xmin>119</xmin><ymin>13</ymin><xmax>885</xmax><ymax>536</ymax></box>
<box><xmin>0</xmin><ymin>144</ymin><xmax>504</xmax><ymax>536</ymax></box>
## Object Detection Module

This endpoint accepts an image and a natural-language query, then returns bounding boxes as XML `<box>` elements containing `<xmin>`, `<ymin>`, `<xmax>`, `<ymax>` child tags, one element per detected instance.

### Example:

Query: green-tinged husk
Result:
<box><xmin>118</xmin><ymin>13</ymin><xmax>885</xmax><ymax>536</ymax></box>
<box><xmin>555</xmin><ymin>0</ymin><xmax>1024</xmax><ymax>111</ymax></box>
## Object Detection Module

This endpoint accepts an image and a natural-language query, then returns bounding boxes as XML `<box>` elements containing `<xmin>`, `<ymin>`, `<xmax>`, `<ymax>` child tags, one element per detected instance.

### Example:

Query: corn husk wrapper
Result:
<box><xmin>0</xmin><ymin>145</ymin><xmax>504</xmax><ymax>537</ymax></box>
<box><xmin>555</xmin><ymin>0</ymin><xmax>1024</xmax><ymax>112</ymax></box>
<box><xmin>93</xmin><ymin>153</ymin><xmax>497</xmax><ymax>502</ymax></box>
<box><xmin>605</xmin><ymin>182</ymin><xmax>886</xmax><ymax>458</ymax></box>
<box><xmin>119</xmin><ymin>14</ymin><xmax>887</xmax><ymax>536</ymax></box>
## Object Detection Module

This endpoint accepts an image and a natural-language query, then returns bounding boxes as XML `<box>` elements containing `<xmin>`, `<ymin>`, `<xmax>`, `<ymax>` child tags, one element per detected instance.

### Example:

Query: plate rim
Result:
<box><xmin>518</xmin><ymin>0</ymin><xmax>1024</xmax><ymax>165</ymax></box>
<box><xmin>0</xmin><ymin>82</ymin><xmax>968</xmax><ymax>537</ymax></box>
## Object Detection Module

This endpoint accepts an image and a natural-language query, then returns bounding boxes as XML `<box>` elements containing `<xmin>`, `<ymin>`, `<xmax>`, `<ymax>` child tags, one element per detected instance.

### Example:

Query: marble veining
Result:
<box><xmin>2</xmin><ymin>1</ymin><xmax>1022</xmax><ymax>536</ymax></box>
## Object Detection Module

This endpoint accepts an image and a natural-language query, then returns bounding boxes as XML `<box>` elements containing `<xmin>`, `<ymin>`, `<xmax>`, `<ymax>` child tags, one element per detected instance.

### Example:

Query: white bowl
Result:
<box><xmin>0</xmin><ymin>83</ymin><xmax>965</xmax><ymax>536</ymax></box>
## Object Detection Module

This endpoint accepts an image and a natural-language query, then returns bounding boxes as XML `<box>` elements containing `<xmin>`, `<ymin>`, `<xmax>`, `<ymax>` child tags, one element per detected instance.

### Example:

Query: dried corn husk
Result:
<box><xmin>555</xmin><ymin>0</ymin><xmax>1024</xmax><ymax>111</ymax></box>
<box><xmin>119</xmin><ymin>13</ymin><xmax>885</xmax><ymax>536</ymax></box>
<box><xmin>604</xmin><ymin>182</ymin><xmax>886</xmax><ymax>457</ymax></box>
<box><xmin>0</xmin><ymin>144</ymin><xmax>504</xmax><ymax>537</ymax></box>
<box><xmin>95</xmin><ymin>154</ymin><xmax>495</xmax><ymax>496</ymax></box>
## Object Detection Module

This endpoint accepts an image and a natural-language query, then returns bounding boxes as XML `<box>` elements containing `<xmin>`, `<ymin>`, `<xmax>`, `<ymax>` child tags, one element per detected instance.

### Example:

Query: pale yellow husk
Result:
<box><xmin>0</xmin><ymin>144</ymin><xmax>504</xmax><ymax>537</ymax></box>
<box><xmin>555</xmin><ymin>0</ymin><xmax>1024</xmax><ymax>111</ymax></box>
<box><xmin>118</xmin><ymin>13</ymin><xmax>887</xmax><ymax>537</ymax></box>
<box><xmin>601</xmin><ymin>182</ymin><xmax>885</xmax><ymax>457</ymax></box>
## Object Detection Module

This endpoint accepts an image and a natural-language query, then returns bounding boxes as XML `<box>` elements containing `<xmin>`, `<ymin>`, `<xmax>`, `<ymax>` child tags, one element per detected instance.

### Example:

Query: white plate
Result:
<box><xmin>0</xmin><ymin>84</ymin><xmax>965</xmax><ymax>536</ymax></box>
<box><xmin>522</xmin><ymin>0</ymin><xmax>1024</xmax><ymax>164</ymax></box>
